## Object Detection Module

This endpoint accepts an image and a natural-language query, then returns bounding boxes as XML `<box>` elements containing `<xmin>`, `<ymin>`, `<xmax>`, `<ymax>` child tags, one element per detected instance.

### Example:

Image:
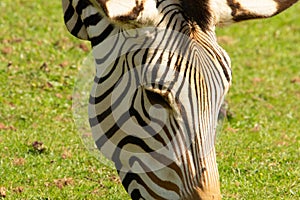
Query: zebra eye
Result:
<box><xmin>145</xmin><ymin>89</ymin><xmax>173</xmax><ymax>110</ymax></box>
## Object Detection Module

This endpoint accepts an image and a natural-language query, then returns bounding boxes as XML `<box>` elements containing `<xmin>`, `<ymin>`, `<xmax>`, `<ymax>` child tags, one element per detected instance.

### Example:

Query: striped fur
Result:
<box><xmin>62</xmin><ymin>0</ymin><xmax>298</xmax><ymax>199</ymax></box>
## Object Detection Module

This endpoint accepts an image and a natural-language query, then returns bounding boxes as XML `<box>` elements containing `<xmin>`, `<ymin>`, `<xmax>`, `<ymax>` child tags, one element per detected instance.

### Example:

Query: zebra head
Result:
<box><xmin>62</xmin><ymin>0</ymin><xmax>298</xmax><ymax>199</ymax></box>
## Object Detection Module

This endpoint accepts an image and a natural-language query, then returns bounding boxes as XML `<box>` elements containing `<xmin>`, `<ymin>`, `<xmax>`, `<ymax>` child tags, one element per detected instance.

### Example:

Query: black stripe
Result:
<box><xmin>216</xmin><ymin>53</ymin><xmax>231</xmax><ymax>82</ymax></box>
<box><xmin>129</xmin><ymin>90</ymin><xmax>167</xmax><ymax>147</ymax></box>
<box><xmin>90</xmin><ymin>58</ymin><xmax>125</xmax><ymax>105</ymax></box>
<box><xmin>90</xmin><ymin>24</ymin><xmax>114</xmax><ymax>46</ymax></box>
<box><xmin>129</xmin><ymin>156</ymin><xmax>181</xmax><ymax>193</ymax></box>
<box><xmin>70</xmin><ymin>0</ymin><xmax>90</xmax><ymax>36</ymax></box>
<box><xmin>122</xmin><ymin>172</ymin><xmax>166</xmax><ymax>200</ymax></box>
<box><xmin>141</xmin><ymin>89</ymin><xmax>151</xmax><ymax>120</ymax></box>
<box><xmin>83</xmin><ymin>13</ymin><xmax>103</xmax><ymax>26</ymax></box>
<box><xmin>76</xmin><ymin>0</ymin><xmax>89</xmax><ymax>16</ymax></box>
<box><xmin>131</xmin><ymin>189</ymin><xmax>145</xmax><ymax>200</ymax></box>
<box><xmin>95</xmin><ymin>31</ymin><xmax>120</xmax><ymax>64</ymax></box>
<box><xmin>71</xmin><ymin>18</ymin><xmax>84</xmax><ymax>37</ymax></box>
<box><xmin>94</xmin><ymin>123</ymin><xmax>120</xmax><ymax>148</ymax></box>
<box><xmin>64</xmin><ymin>2</ymin><xmax>75</xmax><ymax>23</ymax></box>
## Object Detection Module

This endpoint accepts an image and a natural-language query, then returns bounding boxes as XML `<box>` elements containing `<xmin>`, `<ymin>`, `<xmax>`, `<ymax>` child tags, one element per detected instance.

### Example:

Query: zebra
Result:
<box><xmin>62</xmin><ymin>0</ymin><xmax>298</xmax><ymax>199</ymax></box>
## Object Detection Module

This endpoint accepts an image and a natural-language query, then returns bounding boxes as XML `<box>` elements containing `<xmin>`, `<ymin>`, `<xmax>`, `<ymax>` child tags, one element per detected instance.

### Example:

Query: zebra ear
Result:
<box><xmin>62</xmin><ymin>0</ymin><xmax>89</xmax><ymax>40</ymax></box>
<box><xmin>210</xmin><ymin>0</ymin><xmax>298</xmax><ymax>26</ymax></box>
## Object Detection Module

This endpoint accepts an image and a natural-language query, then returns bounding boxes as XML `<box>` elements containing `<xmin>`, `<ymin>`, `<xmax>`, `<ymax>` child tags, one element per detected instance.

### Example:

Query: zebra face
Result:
<box><xmin>63</xmin><ymin>0</ymin><xmax>298</xmax><ymax>199</ymax></box>
<box><xmin>86</xmin><ymin>24</ymin><xmax>232</xmax><ymax>199</ymax></box>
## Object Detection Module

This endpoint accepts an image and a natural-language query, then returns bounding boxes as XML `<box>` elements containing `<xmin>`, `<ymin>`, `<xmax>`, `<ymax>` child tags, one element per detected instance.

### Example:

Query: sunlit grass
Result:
<box><xmin>216</xmin><ymin>5</ymin><xmax>300</xmax><ymax>199</ymax></box>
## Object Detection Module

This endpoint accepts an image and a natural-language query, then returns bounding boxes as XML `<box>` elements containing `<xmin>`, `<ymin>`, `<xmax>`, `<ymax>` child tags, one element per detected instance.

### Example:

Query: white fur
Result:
<box><xmin>137</xmin><ymin>0</ymin><xmax>159</xmax><ymax>22</ymax></box>
<box><xmin>105</xmin><ymin>0</ymin><xmax>137</xmax><ymax>17</ymax></box>
<box><xmin>210</xmin><ymin>0</ymin><xmax>278</xmax><ymax>25</ymax></box>
<box><xmin>237</xmin><ymin>0</ymin><xmax>278</xmax><ymax>15</ymax></box>
<box><xmin>105</xmin><ymin>0</ymin><xmax>159</xmax><ymax>21</ymax></box>
<box><xmin>210</xmin><ymin>0</ymin><xmax>234</xmax><ymax>25</ymax></box>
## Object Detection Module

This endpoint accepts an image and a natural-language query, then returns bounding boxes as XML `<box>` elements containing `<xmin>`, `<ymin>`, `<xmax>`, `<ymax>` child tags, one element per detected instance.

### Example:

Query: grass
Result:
<box><xmin>216</xmin><ymin>6</ymin><xmax>300</xmax><ymax>200</ymax></box>
<box><xmin>0</xmin><ymin>0</ymin><xmax>299</xmax><ymax>199</ymax></box>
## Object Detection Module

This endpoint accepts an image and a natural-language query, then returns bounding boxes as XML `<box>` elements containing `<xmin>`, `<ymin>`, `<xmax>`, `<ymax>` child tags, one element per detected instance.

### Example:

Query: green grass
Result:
<box><xmin>216</xmin><ymin>6</ymin><xmax>300</xmax><ymax>200</ymax></box>
<box><xmin>0</xmin><ymin>1</ymin><xmax>299</xmax><ymax>199</ymax></box>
